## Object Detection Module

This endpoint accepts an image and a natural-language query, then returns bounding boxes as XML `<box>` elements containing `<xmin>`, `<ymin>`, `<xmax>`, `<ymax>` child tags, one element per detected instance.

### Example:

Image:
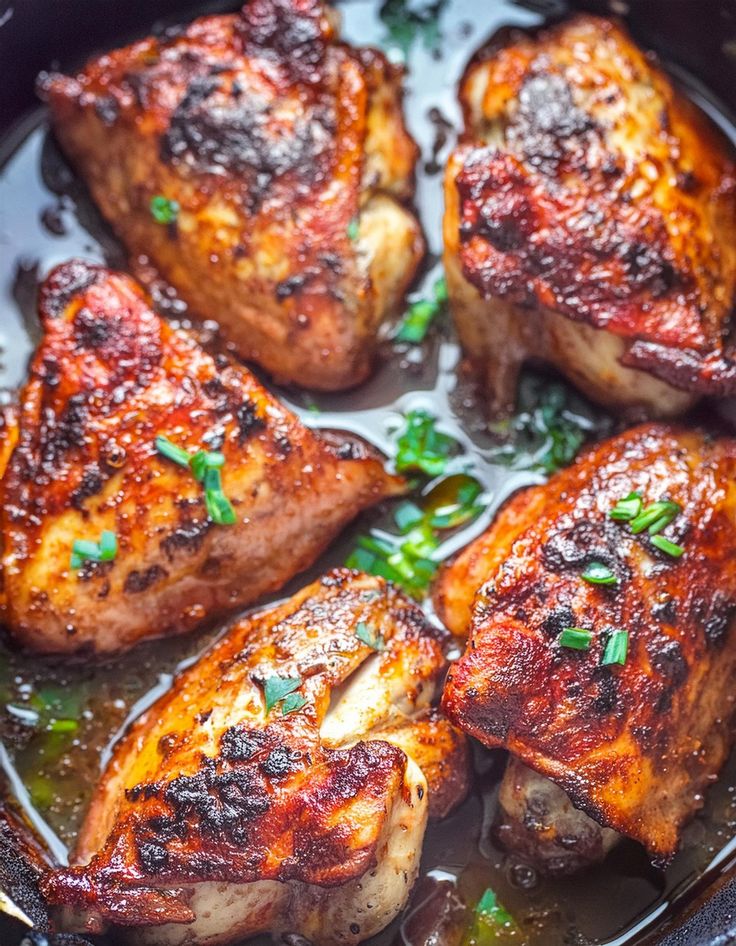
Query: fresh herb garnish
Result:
<box><xmin>428</xmin><ymin>476</ymin><xmax>483</xmax><ymax>529</ymax></box>
<box><xmin>609</xmin><ymin>491</ymin><xmax>643</xmax><ymax>521</ymax></box>
<box><xmin>394</xmin><ymin>409</ymin><xmax>456</xmax><ymax>476</ymax></box>
<box><xmin>150</xmin><ymin>195</ymin><xmax>179</xmax><ymax>225</ymax></box>
<box><xmin>347</xmin><ymin>217</ymin><xmax>360</xmax><ymax>241</ymax></box>
<box><xmin>559</xmin><ymin>627</ymin><xmax>593</xmax><ymax>650</ymax></box>
<box><xmin>650</xmin><ymin>534</ymin><xmax>685</xmax><ymax>558</ymax></box>
<box><xmin>462</xmin><ymin>887</ymin><xmax>516</xmax><ymax>945</ymax></box>
<box><xmin>601</xmin><ymin>629</ymin><xmax>629</xmax><ymax>666</ymax></box>
<box><xmin>490</xmin><ymin>373</ymin><xmax>609</xmax><ymax>475</ymax></box>
<box><xmin>262</xmin><ymin>676</ymin><xmax>304</xmax><ymax>715</ymax></box>
<box><xmin>581</xmin><ymin>561</ymin><xmax>617</xmax><ymax>586</ymax></box>
<box><xmin>395</xmin><ymin>276</ymin><xmax>448</xmax><ymax>343</ymax></box>
<box><xmin>156</xmin><ymin>435</ymin><xmax>237</xmax><ymax>526</ymax></box>
<box><xmin>355</xmin><ymin>621</ymin><xmax>386</xmax><ymax>652</ymax></box>
<box><xmin>393</xmin><ymin>501</ymin><xmax>425</xmax><ymax>533</ymax></box>
<box><xmin>629</xmin><ymin>500</ymin><xmax>680</xmax><ymax>536</ymax></box>
<box><xmin>379</xmin><ymin>0</ymin><xmax>448</xmax><ymax>58</ymax></box>
<box><xmin>70</xmin><ymin>530</ymin><xmax>118</xmax><ymax>570</ymax></box>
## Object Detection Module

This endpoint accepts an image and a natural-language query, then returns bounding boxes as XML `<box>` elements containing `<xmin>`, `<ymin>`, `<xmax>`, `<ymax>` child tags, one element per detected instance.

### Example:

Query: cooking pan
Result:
<box><xmin>2</xmin><ymin>1</ymin><xmax>736</xmax><ymax>944</ymax></box>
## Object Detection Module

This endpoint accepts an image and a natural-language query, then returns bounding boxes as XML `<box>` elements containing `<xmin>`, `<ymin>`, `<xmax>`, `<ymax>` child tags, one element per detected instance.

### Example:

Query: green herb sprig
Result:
<box><xmin>262</xmin><ymin>676</ymin><xmax>307</xmax><ymax>716</ymax></box>
<box><xmin>150</xmin><ymin>195</ymin><xmax>179</xmax><ymax>225</ymax></box>
<box><xmin>395</xmin><ymin>276</ymin><xmax>448</xmax><ymax>343</ymax></box>
<box><xmin>394</xmin><ymin>409</ymin><xmax>456</xmax><ymax>477</ymax></box>
<box><xmin>609</xmin><ymin>492</ymin><xmax>685</xmax><ymax>558</ymax></box>
<box><xmin>355</xmin><ymin>621</ymin><xmax>385</xmax><ymax>652</ymax></box>
<box><xmin>156</xmin><ymin>435</ymin><xmax>236</xmax><ymax>526</ymax></box>
<box><xmin>70</xmin><ymin>530</ymin><xmax>118</xmax><ymax>570</ymax></box>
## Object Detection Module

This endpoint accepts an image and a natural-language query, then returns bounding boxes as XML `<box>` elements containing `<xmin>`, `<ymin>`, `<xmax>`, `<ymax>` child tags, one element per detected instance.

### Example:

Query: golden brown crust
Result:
<box><xmin>41</xmin><ymin>0</ymin><xmax>424</xmax><ymax>390</ymax></box>
<box><xmin>446</xmin><ymin>15</ymin><xmax>736</xmax><ymax>405</ymax></box>
<box><xmin>41</xmin><ymin>570</ymin><xmax>468</xmax><ymax>934</ymax></box>
<box><xmin>440</xmin><ymin>423</ymin><xmax>736</xmax><ymax>860</ymax></box>
<box><xmin>0</xmin><ymin>261</ymin><xmax>403</xmax><ymax>654</ymax></box>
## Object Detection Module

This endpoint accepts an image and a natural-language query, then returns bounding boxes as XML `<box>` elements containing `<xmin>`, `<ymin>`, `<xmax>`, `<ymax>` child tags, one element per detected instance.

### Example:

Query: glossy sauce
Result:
<box><xmin>1</xmin><ymin>2</ymin><xmax>736</xmax><ymax>944</ymax></box>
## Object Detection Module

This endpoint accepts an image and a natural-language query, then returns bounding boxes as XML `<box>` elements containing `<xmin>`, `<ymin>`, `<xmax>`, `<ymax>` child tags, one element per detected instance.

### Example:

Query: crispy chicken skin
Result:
<box><xmin>40</xmin><ymin>0</ymin><xmax>424</xmax><ymax>391</ymax></box>
<box><xmin>42</xmin><ymin>569</ymin><xmax>469</xmax><ymax>946</ymax></box>
<box><xmin>438</xmin><ymin>424</ymin><xmax>736</xmax><ymax>864</ymax></box>
<box><xmin>0</xmin><ymin>261</ymin><xmax>402</xmax><ymax>655</ymax></box>
<box><xmin>444</xmin><ymin>15</ymin><xmax>736</xmax><ymax>416</ymax></box>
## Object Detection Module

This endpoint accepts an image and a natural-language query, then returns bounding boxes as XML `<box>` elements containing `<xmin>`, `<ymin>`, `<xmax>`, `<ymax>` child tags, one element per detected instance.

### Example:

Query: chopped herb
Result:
<box><xmin>650</xmin><ymin>534</ymin><xmax>685</xmax><ymax>558</ymax></box>
<box><xmin>155</xmin><ymin>435</ymin><xmax>190</xmax><ymax>467</ymax></box>
<box><xmin>281</xmin><ymin>693</ymin><xmax>308</xmax><ymax>716</ymax></box>
<box><xmin>150</xmin><ymin>195</ymin><xmax>179</xmax><ymax>225</ymax></box>
<box><xmin>203</xmin><ymin>467</ymin><xmax>237</xmax><ymax>526</ymax></box>
<box><xmin>263</xmin><ymin>676</ymin><xmax>302</xmax><ymax>715</ymax></box>
<box><xmin>395</xmin><ymin>409</ymin><xmax>456</xmax><ymax>477</ymax></box>
<box><xmin>347</xmin><ymin>217</ymin><xmax>360</xmax><ymax>241</ymax></box>
<box><xmin>601</xmin><ymin>629</ymin><xmax>629</xmax><ymax>666</ymax></box>
<box><xmin>490</xmin><ymin>372</ymin><xmax>609</xmax><ymax>476</ymax></box>
<box><xmin>462</xmin><ymin>887</ymin><xmax>516</xmax><ymax>945</ymax></box>
<box><xmin>190</xmin><ymin>449</ymin><xmax>225</xmax><ymax>483</ymax></box>
<box><xmin>379</xmin><ymin>0</ymin><xmax>448</xmax><ymax>58</ymax></box>
<box><xmin>395</xmin><ymin>276</ymin><xmax>448</xmax><ymax>343</ymax></box>
<box><xmin>355</xmin><ymin>621</ymin><xmax>386</xmax><ymax>651</ymax></box>
<box><xmin>428</xmin><ymin>476</ymin><xmax>483</xmax><ymax>529</ymax></box>
<box><xmin>629</xmin><ymin>500</ymin><xmax>680</xmax><ymax>535</ymax></box>
<box><xmin>559</xmin><ymin>627</ymin><xmax>593</xmax><ymax>650</ymax></box>
<box><xmin>581</xmin><ymin>561</ymin><xmax>617</xmax><ymax>586</ymax></box>
<box><xmin>609</xmin><ymin>491</ymin><xmax>643</xmax><ymax>521</ymax></box>
<box><xmin>70</xmin><ymin>530</ymin><xmax>117</xmax><ymax>570</ymax></box>
<box><xmin>394</xmin><ymin>501</ymin><xmax>425</xmax><ymax>533</ymax></box>
<box><xmin>346</xmin><ymin>529</ymin><xmax>437</xmax><ymax>598</ymax></box>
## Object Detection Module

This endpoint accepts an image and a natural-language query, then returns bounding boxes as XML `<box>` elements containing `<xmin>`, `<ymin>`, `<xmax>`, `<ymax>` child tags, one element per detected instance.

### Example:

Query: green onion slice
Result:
<box><xmin>581</xmin><ymin>561</ymin><xmax>616</xmax><ymax>586</ymax></box>
<box><xmin>150</xmin><ymin>195</ymin><xmax>179</xmax><ymax>225</ymax></box>
<box><xmin>609</xmin><ymin>491</ymin><xmax>643</xmax><ymax>521</ymax></box>
<box><xmin>650</xmin><ymin>534</ymin><xmax>685</xmax><ymax>558</ymax></box>
<box><xmin>601</xmin><ymin>629</ymin><xmax>629</xmax><ymax>666</ymax></box>
<box><xmin>559</xmin><ymin>627</ymin><xmax>593</xmax><ymax>650</ymax></box>
<box><xmin>155</xmin><ymin>435</ymin><xmax>190</xmax><ymax>467</ymax></box>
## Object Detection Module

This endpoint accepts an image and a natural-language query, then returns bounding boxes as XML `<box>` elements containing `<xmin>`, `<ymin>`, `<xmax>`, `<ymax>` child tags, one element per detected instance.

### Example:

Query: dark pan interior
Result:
<box><xmin>2</xmin><ymin>2</ymin><xmax>736</xmax><ymax>945</ymax></box>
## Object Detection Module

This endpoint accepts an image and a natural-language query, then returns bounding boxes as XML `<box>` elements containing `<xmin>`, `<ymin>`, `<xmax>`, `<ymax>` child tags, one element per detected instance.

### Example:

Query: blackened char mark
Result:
<box><xmin>239</xmin><ymin>0</ymin><xmax>330</xmax><ymax>84</ymax></box>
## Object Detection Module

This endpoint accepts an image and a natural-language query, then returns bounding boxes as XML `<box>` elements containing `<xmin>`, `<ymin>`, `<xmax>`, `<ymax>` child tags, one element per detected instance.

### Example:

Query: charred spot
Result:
<box><xmin>235</xmin><ymin>400</ymin><xmax>266</xmax><ymax>444</ymax></box>
<box><xmin>74</xmin><ymin>307</ymin><xmax>114</xmax><ymax>349</ymax></box>
<box><xmin>591</xmin><ymin>669</ymin><xmax>617</xmax><ymax>715</ymax></box>
<box><xmin>650</xmin><ymin>638</ymin><xmax>687</xmax><ymax>685</ymax></box>
<box><xmin>41</xmin><ymin>394</ymin><xmax>88</xmax><ymax>472</ymax></box>
<box><xmin>157</xmin><ymin>732</ymin><xmax>181</xmax><ymax>759</ymax></box>
<box><xmin>260</xmin><ymin>745</ymin><xmax>301</xmax><ymax>780</ymax></box>
<box><xmin>94</xmin><ymin>95</ymin><xmax>120</xmax><ymax>126</ymax></box>
<box><xmin>146</xmin><ymin>814</ymin><xmax>187</xmax><ymax>841</ymax></box>
<box><xmin>652</xmin><ymin>597</ymin><xmax>677</xmax><ymax>625</ymax></box>
<box><xmin>239</xmin><ymin>0</ymin><xmax>328</xmax><ymax>83</ymax></box>
<box><xmin>124</xmin><ymin>565</ymin><xmax>168</xmax><ymax>594</ymax></box>
<box><xmin>274</xmin><ymin>434</ymin><xmax>292</xmax><ymax>456</ymax></box>
<box><xmin>161</xmin><ymin>520</ymin><xmax>210</xmax><ymax>561</ymax></box>
<box><xmin>693</xmin><ymin>594</ymin><xmax>736</xmax><ymax>647</ymax></box>
<box><xmin>69</xmin><ymin>463</ymin><xmax>105</xmax><ymax>509</ymax></box>
<box><xmin>125</xmin><ymin>781</ymin><xmax>162</xmax><ymax>803</ymax></box>
<box><xmin>541</xmin><ymin>606</ymin><xmax>577</xmax><ymax>638</ymax></box>
<box><xmin>620</xmin><ymin>241</ymin><xmax>678</xmax><ymax>296</ymax></box>
<box><xmin>541</xmin><ymin>520</ymin><xmax>624</xmax><ymax>577</ymax></box>
<box><xmin>40</xmin><ymin>260</ymin><xmax>102</xmax><ymax>319</ymax></box>
<box><xmin>138</xmin><ymin>841</ymin><xmax>169</xmax><ymax>874</ymax></box>
<box><xmin>275</xmin><ymin>273</ymin><xmax>308</xmax><ymax>300</ymax></box>
<box><xmin>221</xmin><ymin>725</ymin><xmax>268</xmax><ymax>762</ymax></box>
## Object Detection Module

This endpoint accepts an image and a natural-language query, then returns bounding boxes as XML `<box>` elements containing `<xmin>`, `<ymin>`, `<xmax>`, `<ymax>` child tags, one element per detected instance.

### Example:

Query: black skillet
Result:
<box><xmin>2</xmin><ymin>1</ymin><xmax>736</xmax><ymax>944</ymax></box>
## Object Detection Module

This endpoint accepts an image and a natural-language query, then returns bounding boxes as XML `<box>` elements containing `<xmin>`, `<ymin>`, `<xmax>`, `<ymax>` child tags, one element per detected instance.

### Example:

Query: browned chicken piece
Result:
<box><xmin>444</xmin><ymin>15</ymin><xmax>736</xmax><ymax>417</ymax></box>
<box><xmin>40</xmin><ymin>0</ymin><xmax>424</xmax><ymax>391</ymax></box>
<box><xmin>42</xmin><ymin>569</ymin><xmax>470</xmax><ymax>946</ymax></box>
<box><xmin>0</xmin><ymin>260</ymin><xmax>402</xmax><ymax>655</ymax></box>
<box><xmin>437</xmin><ymin>424</ymin><xmax>736</xmax><ymax>868</ymax></box>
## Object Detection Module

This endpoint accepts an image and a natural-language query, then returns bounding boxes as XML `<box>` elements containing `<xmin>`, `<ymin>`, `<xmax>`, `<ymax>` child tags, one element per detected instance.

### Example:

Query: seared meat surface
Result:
<box><xmin>438</xmin><ymin>424</ymin><xmax>736</xmax><ymax>864</ymax></box>
<box><xmin>41</xmin><ymin>0</ymin><xmax>424</xmax><ymax>391</ymax></box>
<box><xmin>444</xmin><ymin>15</ymin><xmax>736</xmax><ymax>416</ymax></box>
<box><xmin>42</xmin><ymin>569</ymin><xmax>469</xmax><ymax>945</ymax></box>
<box><xmin>0</xmin><ymin>261</ymin><xmax>401</xmax><ymax>654</ymax></box>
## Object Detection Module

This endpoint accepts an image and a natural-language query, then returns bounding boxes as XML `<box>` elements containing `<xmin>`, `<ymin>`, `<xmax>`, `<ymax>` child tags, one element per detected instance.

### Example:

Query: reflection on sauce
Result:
<box><xmin>1</xmin><ymin>1</ymin><xmax>736</xmax><ymax>944</ymax></box>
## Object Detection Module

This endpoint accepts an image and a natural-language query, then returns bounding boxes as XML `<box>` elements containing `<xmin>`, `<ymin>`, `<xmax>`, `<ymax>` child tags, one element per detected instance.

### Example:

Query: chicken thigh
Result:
<box><xmin>42</xmin><ymin>569</ymin><xmax>469</xmax><ymax>945</ymax></box>
<box><xmin>0</xmin><ymin>261</ymin><xmax>402</xmax><ymax>654</ymax></box>
<box><xmin>437</xmin><ymin>424</ymin><xmax>736</xmax><ymax>868</ymax></box>
<box><xmin>444</xmin><ymin>15</ymin><xmax>736</xmax><ymax>416</ymax></box>
<box><xmin>40</xmin><ymin>0</ymin><xmax>424</xmax><ymax>391</ymax></box>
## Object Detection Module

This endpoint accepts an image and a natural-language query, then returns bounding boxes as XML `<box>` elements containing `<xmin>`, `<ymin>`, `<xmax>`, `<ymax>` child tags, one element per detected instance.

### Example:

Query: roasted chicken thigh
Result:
<box><xmin>0</xmin><ymin>261</ymin><xmax>401</xmax><ymax>655</ymax></box>
<box><xmin>437</xmin><ymin>424</ymin><xmax>736</xmax><ymax>868</ymax></box>
<box><xmin>444</xmin><ymin>15</ymin><xmax>736</xmax><ymax>416</ymax></box>
<box><xmin>41</xmin><ymin>0</ymin><xmax>424</xmax><ymax>391</ymax></box>
<box><xmin>42</xmin><ymin>569</ymin><xmax>469</xmax><ymax>945</ymax></box>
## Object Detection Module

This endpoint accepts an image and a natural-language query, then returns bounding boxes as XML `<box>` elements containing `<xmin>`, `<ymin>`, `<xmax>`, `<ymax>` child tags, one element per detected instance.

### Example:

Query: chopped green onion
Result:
<box><xmin>559</xmin><ymin>627</ymin><xmax>593</xmax><ymax>650</ymax></box>
<box><xmin>355</xmin><ymin>621</ymin><xmax>385</xmax><ymax>652</ymax></box>
<box><xmin>393</xmin><ymin>501</ymin><xmax>425</xmax><ymax>534</ymax></box>
<box><xmin>203</xmin><ymin>467</ymin><xmax>237</xmax><ymax>525</ymax></box>
<box><xmin>601</xmin><ymin>629</ymin><xmax>629</xmax><ymax>666</ymax></box>
<box><xmin>263</xmin><ymin>676</ymin><xmax>302</xmax><ymax>714</ymax></box>
<box><xmin>70</xmin><ymin>532</ymin><xmax>118</xmax><ymax>570</ymax></box>
<box><xmin>462</xmin><ymin>887</ymin><xmax>516</xmax><ymax>945</ymax></box>
<box><xmin>609</xmin><ymin>491</ymin><xmax>643</xmax><ymax>521</ymax></box>
<box><xmin>150</xmin><ymin>195</ymin><xmax>179</xmax><ymax>225</ymax></box>
<box><xmin>190</xmin><ymin>449</ymin><xmax>225</xmax><ymax>483</ymax></box>
<box><xmin>48</xmin><ymin>718</ymin><xmax>78</xmax><ymax>734</ymax></box>
<box><xmin>395</xmin><ymin>276</ymin><xmax>448</xmax><ymax>343</ymax></box>
<box><xmin>395</xmin><ymin>409</ymin><xmax>456</xmax><ymax>477</ymax></box>
<box><xmin>650</xmin><ymin>534</ymin><xmax>685</xmax><ymax>558</ymax></box>
<box><xmin>155</xmin><ymin>435</ymin><xmax>190</xmax><ymax>467</ymax></box>
<box><xmin>347</xmin><ymin>217</ymin><xmax>360</xmax><ymax>241</ymax></box>
<box><xmin>433</xmin><ymin>275</ymin><xmax>448</xmax><ymax>305</ymax></box>
<box><xmin>581</xmin><ymin>561</ymin><xmax>616</xmax><ymax>586</ymax></box>
<box><xmin>629</xmin><ymin>500</ymin><xmax>680</xmax><ymax>535</ymax></box>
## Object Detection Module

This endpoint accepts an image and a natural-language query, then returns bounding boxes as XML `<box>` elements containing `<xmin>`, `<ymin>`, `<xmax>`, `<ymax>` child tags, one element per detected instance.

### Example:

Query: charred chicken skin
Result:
<box><xmin>437</xmin><ymin>424</ymin><xmax>736</xmax><ymax>869</ymax></box>
<box><xmin>40</xmin><ymin>0</ymin><xmax>424</xmax><ymax>391</ymax></box>
<box><xmin>0</xmin><ymin>261</ymin><xmax>402</xmax><ymax>655</ymax></box>
<box><xmin>42</xmin><ymin>569</ymin><xmax>469</xmax><ymax>945</ymax></box>
<box><xmin>444</xmin><ymin>15</ymin><xmax>736</xmax><ymax>417</ymax></box>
